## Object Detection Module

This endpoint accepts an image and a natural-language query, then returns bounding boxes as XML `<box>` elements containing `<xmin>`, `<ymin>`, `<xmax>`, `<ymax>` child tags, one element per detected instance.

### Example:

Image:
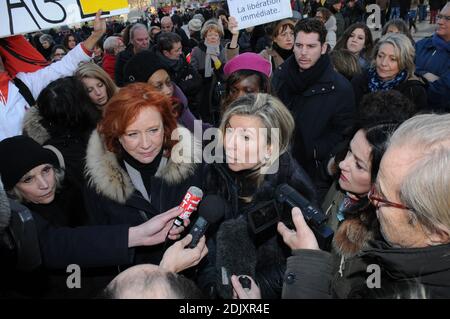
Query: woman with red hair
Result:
<box><xmin>83</xmin><ymin>83</ymin><xmax>203</xmax><ymax>265</ymax></box>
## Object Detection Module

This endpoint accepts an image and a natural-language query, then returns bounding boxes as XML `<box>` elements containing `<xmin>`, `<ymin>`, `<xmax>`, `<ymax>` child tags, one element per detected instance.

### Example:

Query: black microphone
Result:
<box><xmin>275</xmin><ymin>184</ymin><xmax>334</xmax><ymax>251</ymax></box>
<box><xmin>215</xmin><ymin>216</ymin><xmax>257</xmax><ymax>299</ymax></box>
<box><xmin>188</xmin><ymin>195</ymin><xmax>226</xmax><ymax>248</ymax></box>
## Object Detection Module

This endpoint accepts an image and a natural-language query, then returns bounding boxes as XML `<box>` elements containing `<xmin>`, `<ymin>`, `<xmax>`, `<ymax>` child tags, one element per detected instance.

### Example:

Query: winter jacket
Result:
<box><xmin>325</xmin><ymin>16</ymin><xmax>337</xmax><ymax>50</ymax></box>
<box><xmin>282</xmin><ymin>241</ymin><xmax>450</xmax><ymax>298</ymax></box>
<box><xmin>0</xmin><ymin>43</ymin><xmax>92</xmax><ymax>141</ymax></box>
<box><xmin>83</xmin><ymin>129</ymin><xmax>203</xmax><ymax>265</ymax></box>
<box><xmin>151</xmin><ymin>45</ymin><xmax>203</xmax><ymax>99</ymax></box>
<box><xmin>260</xmin><ymin>47</ymin><xmax>288</xmax><ymax>74</ymax></box>
<box><xmin>415</xmin><ymin>34</ymin><xmax>450</xmax><ymax>111</ymax></box>
<box><xmin>272</xmin><ymin>56</ymin><xmax>355</xmax><ymax>195</ymax></box>
<box><xmin>333</xmin><ymin>12</ymin><xmax>346</xmax><ymax>39</ymax></box>
<box><xmin>102</xmin><ymin>52</ymin><xmax>116</xmax><ymax>81</ymax></box>
<box><xmin>23</xmin><ymin>107</ymin><xmax>94</xmax><ymax>193</ymax></box>
<box><xmin>351</xmin><ymin>69</ymin><xmax>428</xmax><ymax>111</ymax></box>
<box><xmin>114</xmin><ymin>45</ymin><xmax>135</xmax><ymax>87</ymax></box>
<box><xmin>190</xmin><ymin>42</ymin><xmax>238</xmax><ymax>124</ymax></box>
<box><xmin>173</xmin><ymin>83</ymin><xmax>212</xmax><ymax>134</ymax></box>
<box><xmin>197</xmin><ymin>152</ymin><xmax>318</xmax><ymax>299</ymax></box>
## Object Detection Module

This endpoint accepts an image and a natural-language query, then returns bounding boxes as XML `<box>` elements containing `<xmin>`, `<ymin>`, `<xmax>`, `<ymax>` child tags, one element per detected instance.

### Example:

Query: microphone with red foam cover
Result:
<box><xmin>173</xmin><ymin>186</ymin><xmax>203</xmax><ymax>227</ymax></box>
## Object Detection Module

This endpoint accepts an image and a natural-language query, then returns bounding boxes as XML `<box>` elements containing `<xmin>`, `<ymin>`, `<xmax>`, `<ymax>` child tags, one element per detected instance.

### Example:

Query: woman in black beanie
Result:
<box><xmin>0</xmin><ymin>135</ymin><xmax>83</xmax><ymax>227</ymax></box>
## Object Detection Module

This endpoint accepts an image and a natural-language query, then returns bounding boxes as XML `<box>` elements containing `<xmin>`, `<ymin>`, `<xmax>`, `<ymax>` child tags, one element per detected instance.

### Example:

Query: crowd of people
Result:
<box><xmin>0</xmin><ymin>0</ymin><xmax>449</xmax><ymax>299</ymax></box>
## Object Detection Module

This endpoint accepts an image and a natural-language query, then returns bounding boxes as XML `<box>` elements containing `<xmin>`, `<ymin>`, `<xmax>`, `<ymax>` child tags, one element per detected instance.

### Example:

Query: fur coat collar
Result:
<box><xmin>84</xmin><ymin>128</ymin><xmax>202</xmax><ymax>204</ymax></box>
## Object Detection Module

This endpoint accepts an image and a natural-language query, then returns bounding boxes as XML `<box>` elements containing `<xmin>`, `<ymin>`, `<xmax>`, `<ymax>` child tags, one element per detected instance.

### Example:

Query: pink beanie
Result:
<box><xmin>223</xmin><ymin>53</ymin><xmax>272</xmax><ymax>78</ymax></box>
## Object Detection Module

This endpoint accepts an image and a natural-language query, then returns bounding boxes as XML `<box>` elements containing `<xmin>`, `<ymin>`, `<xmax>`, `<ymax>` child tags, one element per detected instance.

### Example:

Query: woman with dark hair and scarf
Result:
<box><xmin>321</xmin><ymin>90</ymin><xmax>417</xmax><ymax>260</ymax></box>
<box><xmin>23</xmin><ymin>76</ymin><xmax>101</xmax><ymax>193</ymax></box>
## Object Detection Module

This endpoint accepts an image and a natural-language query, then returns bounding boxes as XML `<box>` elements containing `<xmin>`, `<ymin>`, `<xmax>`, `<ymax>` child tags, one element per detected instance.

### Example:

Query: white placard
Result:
<box><xmin>227</xmin><ymin>0</ymin><xmax>293</xmax><ymax>30</ymax></box>
<box><xmin>0</xmin><ymin>0</ymin><xmax>130</xmax><ymax>38</ymax></box>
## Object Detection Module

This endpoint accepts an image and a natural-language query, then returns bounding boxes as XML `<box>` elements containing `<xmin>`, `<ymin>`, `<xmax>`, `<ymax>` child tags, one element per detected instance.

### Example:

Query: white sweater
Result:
<box><xmin>0</xmin><ymin>44</ymin><xmax>91</xmax><ymax>141</ymax></box>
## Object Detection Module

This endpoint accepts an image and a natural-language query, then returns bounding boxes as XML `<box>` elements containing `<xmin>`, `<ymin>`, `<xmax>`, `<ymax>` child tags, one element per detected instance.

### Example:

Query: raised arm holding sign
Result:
<box><xmin>227</xmin><ymin>0</ymin><xmax>293</xmax><ymax>30</ymax></box>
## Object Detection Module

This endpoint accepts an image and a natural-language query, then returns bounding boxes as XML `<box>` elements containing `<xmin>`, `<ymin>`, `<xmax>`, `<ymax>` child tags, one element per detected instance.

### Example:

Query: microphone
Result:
<box><xmin>275</xmin><ymin>184</ymin><xmax>334</xmax><ymax>251</ymax></box>
<box><xmin>188</xmin><ymin>195</ymin><xmax>226</xmax><ymax>248</ymax></box>
<box><xmin>0</xmin><ymin>179</ymin><xmax>11</xmax><ymax>235</ymax></box>
<box><xmin>173</xmin><ymin>186</ymin><xmax>203</xmax><ymax>227</ymax></box>
<box><xmin>215</xmin><ymin>216</ymin><xmax>257</xmax><ymax>299</ymax></box>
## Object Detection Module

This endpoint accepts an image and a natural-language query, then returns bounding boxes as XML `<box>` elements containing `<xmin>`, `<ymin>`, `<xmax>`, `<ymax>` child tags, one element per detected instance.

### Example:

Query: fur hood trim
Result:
<box><xmin>85</xmin><ymin>127</ymin><xmax>202</xmax><ymax>204</ymax></box>
<box><xmin>22</xmin><ymin>107</ymin><xmax>50</xmax><ymax>145</ymax></box>
<box><xmin>332</xmin><ymin>214</ymin><xmax>376</xmax><ymax>258</ymax></box>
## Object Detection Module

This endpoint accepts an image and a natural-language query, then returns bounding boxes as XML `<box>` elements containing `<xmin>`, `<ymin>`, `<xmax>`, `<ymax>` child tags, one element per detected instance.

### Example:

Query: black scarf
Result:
<box><xmin>121</xmin><ymin>148</ymin><xmax>163</xmax><ymax>196</ymax></box>
<box><xmin>285</xmin><ymin>53</ymin><xmax>331</xmax><ymax>94</ymax></box>
<box><xmin>156</xmin><ymin>50</ymin><xmax>183</xmax><ymax>73</ymax></box>
<box><xmin>272</xmin><ymin>42</ymin><xmax>292</xmax><ymax>61</ymax></box>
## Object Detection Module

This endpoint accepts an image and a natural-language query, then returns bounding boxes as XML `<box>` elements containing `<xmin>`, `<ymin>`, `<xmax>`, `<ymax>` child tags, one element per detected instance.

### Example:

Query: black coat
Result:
<box><xmin>282</xmin><ymin>241</ymin><xmax>450</xmax><ymax>298</ymax></box>
<box><xmin>272</xmin><ymin>57</ymin><xmax>355</xmax><ymax>195</ymax></box>
<box><xmin>351</xmin><ymin>69</ymin><xmax>428</xmax><ymax>112</ymax></box>
<box><xmin>0</xmin><ymin>199</ymin><xmax>132</xmax><ymax>298</ymax></box>
<box><xmin>197</xmin><ymin>152</ymin><xmax>318</xmax><ymax>299</ymax></box>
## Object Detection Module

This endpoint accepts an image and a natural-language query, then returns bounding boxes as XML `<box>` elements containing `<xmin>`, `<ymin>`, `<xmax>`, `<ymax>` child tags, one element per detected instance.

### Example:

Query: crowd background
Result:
<box><xmin>0</xmin><ymin>0</ymin><xmax>449</xmax><ymax>299</ymax></box>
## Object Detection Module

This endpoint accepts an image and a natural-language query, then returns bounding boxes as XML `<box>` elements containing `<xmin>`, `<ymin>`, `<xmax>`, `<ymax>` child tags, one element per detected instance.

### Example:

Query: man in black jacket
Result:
<box><xmin>153</xmin><ymin>32</ymin><xmax>202</xmax><ymax>105</ymax></box>
<box><xmin>272</xmin><ymin>18</ymin><xmax>355</xmax><ymax>198</ymax></box>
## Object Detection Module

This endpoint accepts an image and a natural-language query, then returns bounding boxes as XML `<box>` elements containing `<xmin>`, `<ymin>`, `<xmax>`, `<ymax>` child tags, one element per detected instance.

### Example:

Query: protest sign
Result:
<box><xmin>0</xmin><ymin>0</ymin><xmax>129</xmax><ymax>38</ymax></box>
<box><xmin>227</xmin><ymin>0</ymin><xmax>293</xmax><ymax>30</ymax></box>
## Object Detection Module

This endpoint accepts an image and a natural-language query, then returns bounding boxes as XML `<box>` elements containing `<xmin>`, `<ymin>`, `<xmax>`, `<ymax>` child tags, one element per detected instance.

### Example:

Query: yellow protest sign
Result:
<box><xmin>1</xmin><ymin>0</ymin><xmax>129</xmax><ymax>38</ymax></box>
<box><xmin>78</xmin><ymin>0</ymin><xmax>129</xmax><ymax>16</ymax></box>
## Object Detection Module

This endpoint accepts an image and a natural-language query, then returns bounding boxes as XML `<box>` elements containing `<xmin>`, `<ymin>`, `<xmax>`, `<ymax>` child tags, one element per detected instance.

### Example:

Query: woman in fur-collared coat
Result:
<box><xmin>83</xmin><ymin>83</ymin><xmax>202</xmax><ymax>265</ymax></box>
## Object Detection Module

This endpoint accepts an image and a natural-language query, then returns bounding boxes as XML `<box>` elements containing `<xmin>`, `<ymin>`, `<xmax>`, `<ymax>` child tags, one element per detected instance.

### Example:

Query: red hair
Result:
<box><xmin>98</xmin><ymin>83</ymin><xmax>178</xmax><ymax>154</ymax></box>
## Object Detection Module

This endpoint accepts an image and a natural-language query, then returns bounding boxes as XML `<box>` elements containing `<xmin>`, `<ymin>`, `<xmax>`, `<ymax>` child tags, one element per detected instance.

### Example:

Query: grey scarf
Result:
<box><xmin>204</xmin><ymin>41</ymin><xmax>220</xmax><ymax>78</ymax></box>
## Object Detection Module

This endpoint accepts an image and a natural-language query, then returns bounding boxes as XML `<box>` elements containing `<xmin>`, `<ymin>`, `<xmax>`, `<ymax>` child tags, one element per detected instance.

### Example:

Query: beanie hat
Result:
<box><xmin>188</xmin><ymin>19</ymin><xmax>203</xmax><ymax>32</ymax></box>
<box><xmin>0</xmin><ymin>136</ymin><xmax>59</xmax><ymax>190</ymax></box>
<box><xmin>224</xmin><ymin>53</ymin><xmax>272</xmax><ymax>78</ymax></box>
<box><xmin>124</xmin><ymin>50</ymin><xmax>169</xmax><ymax>84</ymax></box>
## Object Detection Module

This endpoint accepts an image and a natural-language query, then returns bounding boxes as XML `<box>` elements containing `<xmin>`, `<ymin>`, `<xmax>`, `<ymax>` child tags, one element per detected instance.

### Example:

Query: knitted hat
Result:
<box><xmin>124</xmin><ymin>50</ymin><xmax>169</xmax><ymax>84</ymax></box>
<box><xmin>224</xmin><ymin>53</ymin><xmax>272</xmax><ymax>78</ymax></box>
<box><xmin>188</xmin><ymin>19</ymin><xmax>203</xmax><ymax>32</ymax></box>
<box><xmin>0</xmin><ymin>136</ymin><xmax>59</xmax><ymax>190</ymax></box>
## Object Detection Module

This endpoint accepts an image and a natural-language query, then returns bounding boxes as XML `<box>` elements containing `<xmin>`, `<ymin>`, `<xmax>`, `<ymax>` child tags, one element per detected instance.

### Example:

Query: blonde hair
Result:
<box><xmin>373</xmin><ymin>33</ymin><xmax>416</xmax><ymax>79</ymax></box>
<box><xmin>219</xmin><ymin>93</ymin><xmax>294</xmax><ymax>166</ymax></box>
<box><xmin>8</xmin><ymin>166</ymin><xmax>64</xmax><ymax>203</ymax></box>
<box><xmin>76</xmin><ymin>62</ymin><xmax>118</xmax><ymax>101</ymax></box>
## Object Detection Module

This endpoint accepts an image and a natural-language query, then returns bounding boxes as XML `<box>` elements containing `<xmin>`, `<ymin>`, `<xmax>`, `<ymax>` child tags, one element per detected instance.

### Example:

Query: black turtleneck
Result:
<box><xmin>272</xmin><ymin>42</ymin><xmax>293</xmax><ymax>61</ymax></box>
<box><xmin>224</xmin><ymin>164</ymin><xmax>261</xmax><ymax>206</ymax></box>
<box><xmin>121</xmin><ymin>149</ymin><xmax>163</xmax><ymax>197</ymax></box>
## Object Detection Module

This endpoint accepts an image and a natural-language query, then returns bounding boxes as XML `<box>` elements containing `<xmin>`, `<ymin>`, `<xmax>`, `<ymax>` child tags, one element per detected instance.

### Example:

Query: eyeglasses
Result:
<box><xmin>368</xmin><ymin>184</ymin><xmax>413</xmax><ymax>211</ymax></box>
<box><xmin>437</xmin><ymin>14</ymin><xmax>450</xmax><ymax>21</ymax></box>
